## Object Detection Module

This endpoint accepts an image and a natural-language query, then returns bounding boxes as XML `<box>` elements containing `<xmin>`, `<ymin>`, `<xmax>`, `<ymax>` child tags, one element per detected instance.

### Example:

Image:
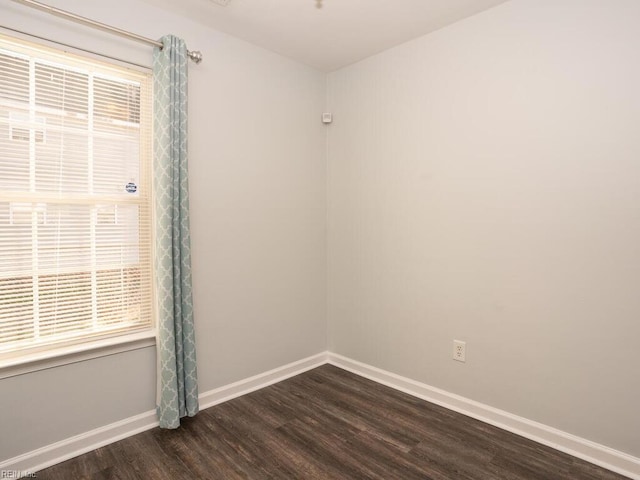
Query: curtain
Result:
<box><xmin>153</xmin><ymin>35</ymin><xmax>199</xmax><ymax>429</ymax></box>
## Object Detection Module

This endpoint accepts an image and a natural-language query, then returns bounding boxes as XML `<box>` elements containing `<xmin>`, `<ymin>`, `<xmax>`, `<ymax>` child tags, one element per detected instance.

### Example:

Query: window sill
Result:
<box><xmin>0</xmin><ymin>331</ymin><xmax>156</xmax><ymax>380</ymax></box>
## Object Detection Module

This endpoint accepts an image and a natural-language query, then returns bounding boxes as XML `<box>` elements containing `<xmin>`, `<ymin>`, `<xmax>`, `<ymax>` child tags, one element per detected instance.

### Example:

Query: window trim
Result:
<box><xmin>0</xmin><ymin>33</ymin><xmax>155</xmax><ymax>370</ymax></box>
<box><xmin>0</xmin><ymin>328</ymin><xmax>156</xmax><ymax>379</ymax></box>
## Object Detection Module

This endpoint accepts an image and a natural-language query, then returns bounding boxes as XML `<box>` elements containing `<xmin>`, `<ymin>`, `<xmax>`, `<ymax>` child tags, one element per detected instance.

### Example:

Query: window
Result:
<box><xmin>0</xmin><ymin>34</ymin><xmax>153</xmax><ymax>362</ymax></box>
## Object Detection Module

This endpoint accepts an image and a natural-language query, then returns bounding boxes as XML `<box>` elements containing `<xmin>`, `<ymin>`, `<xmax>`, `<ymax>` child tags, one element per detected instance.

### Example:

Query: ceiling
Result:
<box><xmin>140</xmin><ymin>0</ymin><xmax>509</xmax><ymax>72</ymax></box>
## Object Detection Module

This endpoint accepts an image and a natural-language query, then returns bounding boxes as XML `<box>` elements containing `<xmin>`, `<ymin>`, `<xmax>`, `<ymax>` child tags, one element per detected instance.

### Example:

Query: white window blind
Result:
<box><xmin>0</xmin><ymin>34</ymin><xmax>153</xmax><ymax>359</ymax></box>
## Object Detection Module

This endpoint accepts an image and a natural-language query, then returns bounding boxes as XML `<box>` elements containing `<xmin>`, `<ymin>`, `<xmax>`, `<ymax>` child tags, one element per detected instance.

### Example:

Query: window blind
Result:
<box><xmin>0</xmin><ymin>34</ymin><xmax>153</xmax><ymax>358</ymax></box>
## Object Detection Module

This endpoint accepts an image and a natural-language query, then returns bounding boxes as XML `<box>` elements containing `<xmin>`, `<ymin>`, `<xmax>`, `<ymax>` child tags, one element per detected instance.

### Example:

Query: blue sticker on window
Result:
<box><xmin>125</xmin><ymin>182</ymin><xmax>137</xmax><ymax>193</ymax></box>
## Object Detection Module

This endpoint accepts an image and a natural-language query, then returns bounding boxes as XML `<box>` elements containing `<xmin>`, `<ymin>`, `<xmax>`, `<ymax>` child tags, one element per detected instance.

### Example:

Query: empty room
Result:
<box><xmin>0</xmin><ymin>0</ymin><xmax>638</xmax><ymax>478</ymax></box>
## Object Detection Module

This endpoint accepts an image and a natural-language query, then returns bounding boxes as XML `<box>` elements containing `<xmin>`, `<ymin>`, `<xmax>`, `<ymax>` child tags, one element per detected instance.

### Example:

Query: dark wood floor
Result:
<box><xmin>38</xmin><ymin>364</ymin><xmax>629</xmax><ymax>479</ymax></box>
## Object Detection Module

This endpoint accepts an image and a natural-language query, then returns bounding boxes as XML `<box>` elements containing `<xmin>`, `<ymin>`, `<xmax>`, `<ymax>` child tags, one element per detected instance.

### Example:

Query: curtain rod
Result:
<box><xmin>10</xmin><ymin>0</ymin><xmax>204</xmax><ymax>64</ymax></box>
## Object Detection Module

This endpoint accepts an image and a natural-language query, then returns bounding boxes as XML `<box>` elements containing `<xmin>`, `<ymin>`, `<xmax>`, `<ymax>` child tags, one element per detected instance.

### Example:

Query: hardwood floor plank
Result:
<box><xmin>205</xmin><ymin>400</ymin><xmax>341</xmax><ymax>479</ymax></box>
<box><xmin>273</xmin><ymin>372</ymin><xmax>423</xmax><ymax>452</ymax></box>
<box><xmin>35</xmin><ymin>365</ymin><xmax>631</xmax><ymax>480</ymax></box>
<box><xmin>344</xmin><ymin>429</ymin><xmax>438</xmax><ymax>480</ymax></box>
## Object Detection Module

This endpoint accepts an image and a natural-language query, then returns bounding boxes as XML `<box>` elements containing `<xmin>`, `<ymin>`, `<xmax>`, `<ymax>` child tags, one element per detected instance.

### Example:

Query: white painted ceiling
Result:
<box><xmin>141</xmin><ymin>0</ymin><xmax>509</xmax><ymax>72</ymax></box>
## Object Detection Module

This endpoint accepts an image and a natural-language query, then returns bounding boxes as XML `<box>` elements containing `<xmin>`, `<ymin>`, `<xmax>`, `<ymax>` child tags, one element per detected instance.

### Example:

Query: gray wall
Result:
<box><xmin>0</xmin><ymin>348</ymin><xmax>156</xmax><ymax>459</ymax></box>
<box><xmin>0</xmin><ymin>0</ymin><xmax>327</xmax><ymax>461</ymax></box>
<box><xmin>327</xmin><ymin>0</ymin><xmax>640</xmax><ymax>457</ymax></box>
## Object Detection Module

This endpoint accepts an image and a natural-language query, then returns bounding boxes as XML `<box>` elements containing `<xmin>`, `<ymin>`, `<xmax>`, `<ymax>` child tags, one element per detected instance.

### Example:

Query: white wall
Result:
<box><xmin>0</xmin><ymin>0</ymin><xmax>326</xmax><ymax>461</ymax></box>
<box><xmin>327</xmin><ymin>0</ymin><xmax>640</xmax><ymax>458</ymax></box>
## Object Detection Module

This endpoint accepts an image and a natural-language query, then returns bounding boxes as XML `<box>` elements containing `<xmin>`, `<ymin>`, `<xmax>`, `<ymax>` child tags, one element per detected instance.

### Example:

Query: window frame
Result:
<box><xmin>0</xmin><ymin>33</ymin><xmax>156</xmax><ymax>377</ymax></box>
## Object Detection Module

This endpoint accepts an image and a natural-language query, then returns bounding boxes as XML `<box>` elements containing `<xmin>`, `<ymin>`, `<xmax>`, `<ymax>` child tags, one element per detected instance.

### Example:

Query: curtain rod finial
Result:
<box><xmin>188</xmin><ymin>50</ymin><xmax>203</xmax><ymax>64</ymax></box>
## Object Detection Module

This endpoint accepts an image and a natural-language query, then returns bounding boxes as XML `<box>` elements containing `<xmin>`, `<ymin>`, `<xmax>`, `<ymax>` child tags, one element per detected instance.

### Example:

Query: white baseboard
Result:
<box><xmin>198</xmin><ymin>351</ymin><xmax>329</xmax><ymax>410</ymax></box>
<box><xmin>0</xmin><ymin>351</ymin><xmax>328</xmax><ymax>475</ymax></box>
<box><xmin>0</xmin><ymin>410</ymin><xmax>159</xmax><ymax>475</ymax></box>
<box><xmin>3</xmin><ymin>350</ymin><xmax>637</xmax><ymax>480</ymax></box>
<box><xmin>327</xmin><ymin>352</ymin><xmax>640</xmax><ymax>480</ymax></box>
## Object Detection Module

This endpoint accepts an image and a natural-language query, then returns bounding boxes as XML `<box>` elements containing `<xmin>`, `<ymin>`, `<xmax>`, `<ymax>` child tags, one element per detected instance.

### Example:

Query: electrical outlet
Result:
<box><xmin>453</xmin><ymin>340</ymin><xmax>466</xmax><ymax>362</ymax></box>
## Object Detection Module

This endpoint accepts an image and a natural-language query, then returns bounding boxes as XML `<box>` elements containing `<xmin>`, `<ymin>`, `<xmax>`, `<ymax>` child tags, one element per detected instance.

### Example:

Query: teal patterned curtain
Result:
<box><xmin>153</xmin><ymin>35</ymin><xmax>199</xmax><ymax>429</ymax></box>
